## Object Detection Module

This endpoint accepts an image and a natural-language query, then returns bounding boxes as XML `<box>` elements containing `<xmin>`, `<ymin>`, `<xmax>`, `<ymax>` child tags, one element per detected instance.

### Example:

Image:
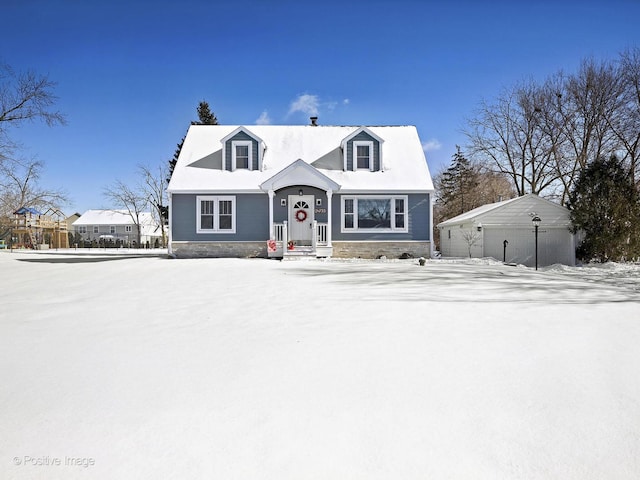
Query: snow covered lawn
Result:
<box><xmin>1</xmin><ymin>251</ymin><xmax>639</xmax><ymax>479</ymax></box>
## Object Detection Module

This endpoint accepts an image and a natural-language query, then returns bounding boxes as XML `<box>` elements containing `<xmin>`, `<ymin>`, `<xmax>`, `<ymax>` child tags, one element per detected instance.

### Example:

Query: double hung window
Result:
<box><xmin>232</xmin><ymin>141</ymin><xmax>252</xmax><ymax>170</ymax></box>
<box><xmin>353</xmin><ymin>141</ymin><xmax>374</xmax><ymax>171</ymax></box>
<box><xmin>341</xmin><ymin>196</ymin><xmax>408</xmax><ymax>232</ymax></box>
<box><xmin>197</xmin><ymin>196</ymin><xmax>236</xmax><ymax>233</ymax></box>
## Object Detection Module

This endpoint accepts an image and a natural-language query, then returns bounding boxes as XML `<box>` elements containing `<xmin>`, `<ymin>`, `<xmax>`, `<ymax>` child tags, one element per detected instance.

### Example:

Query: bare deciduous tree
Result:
<box><xmin>138</xmin><ymin>163</ymin><xmax>168</xmax><ymax>247</ymax></box>
<box><xmin>0</xmin><ymin>63</ymin><xmax>66</xmax><ymax>219</ymax></box>
<box><xmin>615</xmin><ymin>48</ymin><xmax>640</xmax><ymax>185</ymax></box>
<box><xmin>465</xmin><ymin>53</ymin><xmax>637</xmax><ymax>205</ymax></box>
<box><xmin>554</xmin><ymin>59</ymin><xmax>621</xmax><ymax>197</ymax></box>
<box><xmin>465</xmin><ymin>80</ymin><xmax>562</xmax><ymax>198</ymax></box>
<box><xmin>461</xmin><ymin>229</ymin><xmax>482</xmax><ymax>258</ymax></box>
<box><xmin>0</xmin><ymin>157</ymin><xmax>67</xmax><ymax>218</ymax></box>
<box><xmin>0</xmin><ymin>63</ymin><xmax>65</xmax><ymax>159</ymax></box>
<box><xmin>103</xmin><ymin>180</ymin><xmax>148</xmax><ymax>247</ymax></box>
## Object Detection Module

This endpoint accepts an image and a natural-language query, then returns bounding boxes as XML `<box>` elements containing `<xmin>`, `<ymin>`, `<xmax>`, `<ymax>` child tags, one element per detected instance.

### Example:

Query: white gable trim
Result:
<box><xmin>259</xmin><ymin>159</ymin><xmax>341</xmax><ymax>192</ymax></box>
<box><xmin>220</xmin><ymin>126</ymin><xmax>264</xmax><ymax>145</ymax></box>
<box><xmin>221</xmin><ymin>126</ymin><xmax>265</xmax><ymax>171</ymax></box>
<box><xmin>341</xmin><ymin>126</ymin><xmax>385</xmax><ymax>172</ymax></box>
<box><xmin>341</xmin><ymin>126</ymin><xmax>384</xmax><ymax>145</ymax></box>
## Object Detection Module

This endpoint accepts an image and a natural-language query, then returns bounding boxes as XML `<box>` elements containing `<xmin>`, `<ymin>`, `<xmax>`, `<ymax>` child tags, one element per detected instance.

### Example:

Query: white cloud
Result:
<box><xmin>286</xmin><ymin>94</ymin><xmax>349</xmax><ymax>121</ymax></box>
<box><xmin>256</xmin><ymin>110</ymin><xmax>271</xmax><ymax>125</ymax></box>
<box><xmin>326</xmin><ymin>101</ymin><xmax>338</xmax><ymax>111</ymax></box>
<box><xmin>288</xmin><ymin>94</ymin><xmax>319</xmax><ymax>117</ymax></box>
<box><xmin>422</xmin><ymin>139</ymin><xmax>442</xmax><ymax>152</ymax></box>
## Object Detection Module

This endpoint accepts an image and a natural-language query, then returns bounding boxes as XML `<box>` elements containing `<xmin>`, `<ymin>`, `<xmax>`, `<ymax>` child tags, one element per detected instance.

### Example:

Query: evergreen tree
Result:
<box><xmin>167</xmin><ymin>136</ymin><xmax>185</xmax><ymax>184</ymax></box>
<box><xmin>194</xmin><ymin>100</ymin><xmax>218</xmax><ymax>125</ymax></box>
<box><xmin>436</xmin><ymin>146</ymin><xmax>480</xmax><ymax>218</ymax></box>
<box><xmin>567</xmin><ymin>155</ymin><xmax>640</xmax><ymax>262</ymax></box>
<box><xmin>167</xmin><ymin>100</ymin><xmax>218</xmax><ymax>183</ymax></box>
<box><xmin>433</xmin><ymin>146</ymin><xmax>514</xmax><ymax>251</ymax></box>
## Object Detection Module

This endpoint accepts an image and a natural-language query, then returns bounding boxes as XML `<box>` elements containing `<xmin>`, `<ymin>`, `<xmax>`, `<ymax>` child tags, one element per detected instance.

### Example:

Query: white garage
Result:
<box><xmin>437</xmin><ymin>194</ymin><xmax>576</xmax><ymax>267</ymax></box>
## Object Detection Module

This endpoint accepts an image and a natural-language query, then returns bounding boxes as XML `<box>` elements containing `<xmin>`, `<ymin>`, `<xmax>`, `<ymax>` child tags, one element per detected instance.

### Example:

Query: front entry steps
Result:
<box><xmin>281</xmin><ymin>246</ymin><xmax>317</xmax><ymax>261</ymax></box>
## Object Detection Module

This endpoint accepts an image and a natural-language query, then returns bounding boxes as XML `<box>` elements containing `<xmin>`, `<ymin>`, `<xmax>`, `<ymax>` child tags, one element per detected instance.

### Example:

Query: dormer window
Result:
<box><xmin>233</xmin><ymin>141</ymin><xmax>252</xmax><ymax>170</ymax></box>
<box><xmin>341</xmin><ymin>127</ymin><xmax>384</xmax><ymax>172</ymax></box>
<box><xmin>354</xmin><ymin>141</ymin><xmax>374</xmax><ymax>170</ymax></box>
<box><xmin>222</xmin><ymin>127</ymin><xmax>264</xmax><ymax>171</ymax></box>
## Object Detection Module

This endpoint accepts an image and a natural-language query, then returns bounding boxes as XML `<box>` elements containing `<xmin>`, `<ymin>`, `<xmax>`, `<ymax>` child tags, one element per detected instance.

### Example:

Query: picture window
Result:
<box><xmin>341</xmin><ymin>196</ymin><xmax>407</xmax><ymax>232</ymax></box>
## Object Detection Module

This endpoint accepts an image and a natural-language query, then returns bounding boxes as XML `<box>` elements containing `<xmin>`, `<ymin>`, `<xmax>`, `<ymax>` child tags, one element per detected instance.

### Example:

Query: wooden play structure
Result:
<box><xmin>8</xmin><ymin>207</ymin><xmax>69</xmax><ymax>249</ymax></box>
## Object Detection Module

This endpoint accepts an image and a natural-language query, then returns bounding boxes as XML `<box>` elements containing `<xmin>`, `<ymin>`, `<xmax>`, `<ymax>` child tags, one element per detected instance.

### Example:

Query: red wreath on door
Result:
<box><xmin>295</xmin><ymin>209</ymin><xmax>307</xmax><ymax>222</ymax></box>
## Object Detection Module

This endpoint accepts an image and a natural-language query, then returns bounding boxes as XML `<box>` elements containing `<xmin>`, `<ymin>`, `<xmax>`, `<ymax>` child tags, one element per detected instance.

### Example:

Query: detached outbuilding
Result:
<box><xmin>437</xmin><ymin>194</ymin><xmax>576</xmax><ymax>267</ymax></box>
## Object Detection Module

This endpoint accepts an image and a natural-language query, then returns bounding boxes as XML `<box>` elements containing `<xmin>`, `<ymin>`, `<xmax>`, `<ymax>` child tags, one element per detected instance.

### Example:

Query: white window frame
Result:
<box><xmin>77</xmin><ymin>226</ymin><xmax>87</xmax><ymax>234</ymax></box>
<box><xmin>93</xmin><ymin>226</ymin><xmax>99</xmax><ymax>234</ymax></box>
<box><xmin>109</xmin><ymin>225</ymin><xmax>116</xmax><ymax>234</ymax></box>
<box><xmin>341</xmin><ymin>195</ymin><xmax>408</xmax><ymax>233</ymax></box>
<box><xmin>196</xmin><ymin>195</ymin><xmax>236</xmax><ymax>233</ymax></box>
<box><xmin>231</xmin><ymin>141</ymin><xmax>253</xmax><ymax>171</ymax></box>
<box><xmin>125</xmin><ymin>225</ymin><xmax>133</xmax><ymax>233</ymax></box>
<box><xmin>353</xmin><ymin>141</ymin><xmax>374</xmax><ymax>171</ymax></box>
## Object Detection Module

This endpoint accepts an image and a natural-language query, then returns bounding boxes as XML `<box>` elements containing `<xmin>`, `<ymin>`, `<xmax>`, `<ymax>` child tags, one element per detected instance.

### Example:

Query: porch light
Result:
<box><xmin>532</xmin><ymin>215</ymin><xmax>541</xmax><ymax>228</ymax></box>
<box><xmin>299</xmin><ymin>189</ymin><xmax>303</xmax><ymax>196</ymax></box>
<box><xmin>532</xmin><ymin>215</ymin><xmax>541</xmax><ymax>270</ymax></box>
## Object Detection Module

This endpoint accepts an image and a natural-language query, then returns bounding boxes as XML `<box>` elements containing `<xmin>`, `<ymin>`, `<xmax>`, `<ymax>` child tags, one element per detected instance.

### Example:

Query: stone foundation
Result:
<box><xmin>170</xmin><ymin>241</ymin><xmax>431</xmax><ymax>259</ymax></box>
<box><xmin>171</xmin><ymin>241</ymin><xmax>267</xmax><ymax>258</ymax></box>
<box><xmin>330</xmin><ymin>241</ymin><xmax>431</xmax><ymax>259</ymax></box>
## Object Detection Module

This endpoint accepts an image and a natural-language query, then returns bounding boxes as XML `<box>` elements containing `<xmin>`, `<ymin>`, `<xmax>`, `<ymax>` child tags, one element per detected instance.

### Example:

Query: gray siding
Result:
<box><xmin>172</xmin><ymin>193</ymin><xmax>269</xmax><ymax>241</ymax></box>
<box><xmin>224</xmin><ymin>131</ymin><xmax>259</xmax><ymax>170</ymax></box>
<box><xmin>76</xmin><ymin>224</ymin><xmax>140</xmax><ymax>241</ymax></box>
<box><xmin>273</xmin><ymin>186</ymin><xmax>327</xmax><ymax>223</ymax></box>
<box><xmin>331</xmin><ymin>193</ymin><xmax>431</xmax><ymax>241</ymax></box>
<box><xmin>346</xmin><ymin>131</ymin><xmax>381</xmax><ymax>171</ymax></box>
<box><xmin>172</xmin><ymin>192</ymin><xmax>430</xmax><ymax>243</ymax></box>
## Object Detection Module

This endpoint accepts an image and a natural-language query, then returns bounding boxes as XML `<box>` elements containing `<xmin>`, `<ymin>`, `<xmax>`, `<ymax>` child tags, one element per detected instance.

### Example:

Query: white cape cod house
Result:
<box><xmin>167</xmin><ymin>124</ymin><xmax>434</xmax><ymax>258</ymax></box>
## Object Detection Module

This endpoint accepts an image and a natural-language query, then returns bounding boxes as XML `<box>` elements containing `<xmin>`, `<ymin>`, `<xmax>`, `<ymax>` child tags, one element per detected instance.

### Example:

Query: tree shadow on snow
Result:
<box><xmin>290</xmin><ymin>263</ymin><xmax>640</xmax><ymax>305</ymax></box>
<box><xmin>16</xmin><ymin>255</ymin><xmax>162</xmax><ymax>264</ymax></box>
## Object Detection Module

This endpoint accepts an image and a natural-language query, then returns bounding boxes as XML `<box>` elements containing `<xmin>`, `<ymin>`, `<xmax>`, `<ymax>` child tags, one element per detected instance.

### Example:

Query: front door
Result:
<box><xmin>289</xmin><ymin>195</ymin><xmax>314</xmax><ymax>246</ymax></box>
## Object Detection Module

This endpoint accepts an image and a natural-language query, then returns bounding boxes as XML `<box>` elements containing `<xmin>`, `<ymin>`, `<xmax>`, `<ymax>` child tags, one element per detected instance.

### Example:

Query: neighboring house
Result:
<box><xmin>437</xmin><ymin>193</ymin><xmax>576</xmax><ymax>267</ymax></box>
<box><xmin>65</xmin><ymin>213</ymin><xmax>81</xmax><ymax>232</ymax></box>
<box><xmin>166</xmin><ymin>123</ymin><xmax>434</xmax><ymax>258</ymax></box>
<box><xmin>73</xmin><ymin>210</ymin><xmax>163</xmax><ymax>246</ymax></box>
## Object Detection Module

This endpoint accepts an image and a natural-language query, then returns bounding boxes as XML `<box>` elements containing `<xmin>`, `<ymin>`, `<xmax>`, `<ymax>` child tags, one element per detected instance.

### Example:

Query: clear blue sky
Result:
<box><xmin>3</xmin><ymin>0</ymin><xmax>640</xmax><ymax>214</ymax></box>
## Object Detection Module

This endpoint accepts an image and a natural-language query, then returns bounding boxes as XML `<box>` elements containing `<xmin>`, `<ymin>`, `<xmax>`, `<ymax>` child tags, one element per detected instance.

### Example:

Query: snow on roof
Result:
<box><xmin>167</xmin><ymin>125</ymin><xmax>434</xmax><ymax>193</ymax></box>
<box><xmin>437</xmin><ymin>196</ymin><xmax>521</xmax><ymax>227</ymax></box>
<box><xmin>437</xmin><ymin>193</ymin><xmax>571</xmax><ymax>228</ymax></box>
